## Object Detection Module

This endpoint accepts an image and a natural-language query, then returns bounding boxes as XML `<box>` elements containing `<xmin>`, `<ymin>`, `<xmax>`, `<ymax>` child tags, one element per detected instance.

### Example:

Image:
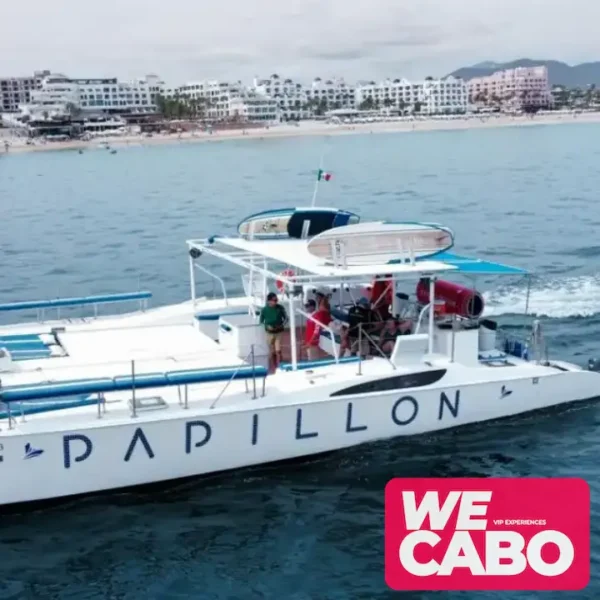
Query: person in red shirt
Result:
<box><xmin>304</xmin><ymin>298</ymin><xmax>332</xmax><ymax>360</ymax></box>
<box><xmin>371</xmin><ymin>274</ymin><xmax>393</xmax><ymax>321</ymax></box>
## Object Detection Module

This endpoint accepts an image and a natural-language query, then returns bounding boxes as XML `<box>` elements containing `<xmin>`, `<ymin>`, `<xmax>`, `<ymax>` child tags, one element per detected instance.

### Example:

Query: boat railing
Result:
<box><xmin>193</xmin><ymin>263</ymin><xmax>228</xmax><ymax>305</ymax></box>
<box><xmin>415</xmin><ymin>302</ymin><xmax>432</xmax><ymax>334</ymax></box>
<box><xmin>0</xmin><ymin>355</ymin><xmax>268</xmax><ymax>429</ymax></box>
<box><xmin>211</xmin><ymin>346</ymin><xmax>265</xmax><ymax>409</ymax></box>
<box><xmin>357</xmin><ymin>323</ymin><xmax>397</xmax><ymax>375</ymax></box>
<box><xmin>496</xmin><ymin>320</ymin><xmax>549</xmax><ymax>364</ymax></box>
<box><xmin>0</xmin><ymin>291</ymin><xmax>152</xmax><ymax>323</ymax></box>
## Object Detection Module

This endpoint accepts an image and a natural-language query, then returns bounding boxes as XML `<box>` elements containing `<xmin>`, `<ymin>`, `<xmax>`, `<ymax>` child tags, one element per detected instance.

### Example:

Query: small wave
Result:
<box><xmin>484</xmin><ymin>274</ymin><xmax>600</xmax><ymax>318</ymax></box>
<box><xmin>561</xmin><ymin>246</ymin><xmax>600</xmax><ymax>258</ymax></box>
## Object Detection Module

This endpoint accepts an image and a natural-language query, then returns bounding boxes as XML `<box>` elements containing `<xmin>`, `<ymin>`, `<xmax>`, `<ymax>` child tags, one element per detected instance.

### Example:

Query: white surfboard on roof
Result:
<box><xmin>237</xmin><ymin>207</ymin><xmax>359</xmax><ymax>240</ymax></box>
<box><xmin>306</xmin><ymin>221</ymin><xmax>454</xmax><ymax>266</ymax></box>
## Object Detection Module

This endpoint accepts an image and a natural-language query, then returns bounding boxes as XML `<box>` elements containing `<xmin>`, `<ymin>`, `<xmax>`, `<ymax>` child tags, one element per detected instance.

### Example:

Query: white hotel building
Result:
<box><xmin>178</xmin><ymin>80</ymin><xmax>279</xmax><ymax>122</ymax></box>
<box><xmin>5</xmin><ymin>72</ymin><xmax>166</xmax><ymax>122</ymax></box>
<box><xmin>306</xmin><ymin>77</ymin><xmax>356</xmax><ymax>110</ymax></box>
<box><xmin>252</xmin><ymin>75</ymin><xmax>309</xmax><ymax>120</ymax></box>
<box><xmin>0</xmin><ymin>71</ymin><xmax>50</xmax><ymax>113</ymax></box>
<box><xmin>354</xmin><ymin>77</ymin><xmax>468</xmax><ymax>115</ymax></box>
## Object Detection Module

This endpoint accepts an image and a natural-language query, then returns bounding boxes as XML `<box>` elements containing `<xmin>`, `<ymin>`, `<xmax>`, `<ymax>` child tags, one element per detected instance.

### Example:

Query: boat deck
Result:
<box><xmin>2</xmin><ymin>322</ymin><xmax>244</xmax><ymax>386</ymax></box>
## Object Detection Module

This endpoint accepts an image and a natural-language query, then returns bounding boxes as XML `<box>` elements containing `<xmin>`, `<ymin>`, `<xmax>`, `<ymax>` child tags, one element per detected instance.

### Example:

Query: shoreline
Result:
<box><xmin>3</xmin><ymin>112</ymin><xmax>600</xmax><ymax>155</ymax></box>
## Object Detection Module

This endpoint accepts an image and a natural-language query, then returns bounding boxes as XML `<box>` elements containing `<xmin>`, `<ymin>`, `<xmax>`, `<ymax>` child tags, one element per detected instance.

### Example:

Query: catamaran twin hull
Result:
<box><xmin>1</xmin><ymin>360</ymin><xmax>598</xmax><ymax>507</ymax></box>
<box><xmin>1</xmin><ymin>206</ymin><xmax>599</xmax><ymax>507</ymax></box>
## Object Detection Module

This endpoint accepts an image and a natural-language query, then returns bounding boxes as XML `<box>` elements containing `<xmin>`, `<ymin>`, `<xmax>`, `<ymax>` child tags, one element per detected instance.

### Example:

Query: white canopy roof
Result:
<box><xmin>188</xmin><ymin>236</ymin><xmax>456</xmax><ymax>281</ymax></box>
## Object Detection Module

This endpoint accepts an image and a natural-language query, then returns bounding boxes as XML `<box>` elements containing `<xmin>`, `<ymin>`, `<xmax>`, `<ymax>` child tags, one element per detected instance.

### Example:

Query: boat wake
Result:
<box><xmin>484</xmin><ymin>274</ymin><xmax>600</xmax><ymax>318</ymax></box>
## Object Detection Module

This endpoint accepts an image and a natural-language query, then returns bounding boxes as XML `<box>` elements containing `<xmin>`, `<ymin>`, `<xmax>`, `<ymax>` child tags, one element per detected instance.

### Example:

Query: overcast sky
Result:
<box><xmin>2</xmin><ymin>0</ymin><xmax>598</xmax><ymax>85</ymax></box>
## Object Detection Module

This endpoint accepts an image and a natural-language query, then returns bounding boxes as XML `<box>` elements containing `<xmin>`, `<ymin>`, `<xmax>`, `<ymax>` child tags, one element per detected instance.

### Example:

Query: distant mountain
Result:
<box><xmin>448</xmin><ymin>59</ymin><xmax>600</xmax><ymax>87</ymax></box>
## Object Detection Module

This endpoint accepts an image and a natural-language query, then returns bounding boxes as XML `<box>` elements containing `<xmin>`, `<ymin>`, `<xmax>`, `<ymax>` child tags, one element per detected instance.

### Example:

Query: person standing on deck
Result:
<box><xmin>303</xmin><ymin>298</ymin><xmax>332</xmax><ymax>360</ymax></box>
<box><xmin>260</xmin><ymin>292</ymin><xmax>288</xmax><ymax>372</ymax></box>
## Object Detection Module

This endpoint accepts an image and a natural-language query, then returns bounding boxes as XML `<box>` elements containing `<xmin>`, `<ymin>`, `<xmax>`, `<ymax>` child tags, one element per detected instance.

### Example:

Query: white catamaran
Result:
<box><xmin>1</xmin><ymin>206</ymin><xmax>599</xmax><ymax>507</ymax></box>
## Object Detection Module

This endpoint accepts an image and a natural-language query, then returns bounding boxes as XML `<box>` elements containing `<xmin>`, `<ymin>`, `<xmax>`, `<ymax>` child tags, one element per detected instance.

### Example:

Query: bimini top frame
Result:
<box><xmin>186</xmin><ymin>235</ymin><xmax>527</xmax><ymax>289</ymax></box>
<box><xmin>186</xmin><ymin>234</ymin><xmax>529</xmax><ymax>371</ymax></box>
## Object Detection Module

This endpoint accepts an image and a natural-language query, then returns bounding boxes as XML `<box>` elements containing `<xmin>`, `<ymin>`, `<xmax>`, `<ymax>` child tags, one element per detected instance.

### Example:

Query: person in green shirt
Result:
<box><xmin>259</xmin><ymin>292</ymin><xmax>288</xmax><ymax>370</ymax></box>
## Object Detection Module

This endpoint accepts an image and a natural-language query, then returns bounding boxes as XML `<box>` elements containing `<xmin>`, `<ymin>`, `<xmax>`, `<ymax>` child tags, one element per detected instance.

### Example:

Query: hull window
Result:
<box><xmin>330</xmin><ymin>369</ymin><xmax>447</xmax><ymax>397</ymax></box>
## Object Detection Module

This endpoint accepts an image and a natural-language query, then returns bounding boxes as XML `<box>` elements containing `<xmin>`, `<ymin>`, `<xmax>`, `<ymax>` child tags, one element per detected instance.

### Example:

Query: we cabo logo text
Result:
<box><xmin>385</xmin><ymin>478</ymin><xmax>589</xmax><ymax>591</ymax></box>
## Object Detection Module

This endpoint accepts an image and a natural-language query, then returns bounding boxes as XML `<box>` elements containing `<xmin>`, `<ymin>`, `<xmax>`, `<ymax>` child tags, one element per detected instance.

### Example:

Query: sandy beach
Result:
<box><xmin>2</xmin><ymin>111</ymin><xmax>599</xmax><ymax>155</ymax></box>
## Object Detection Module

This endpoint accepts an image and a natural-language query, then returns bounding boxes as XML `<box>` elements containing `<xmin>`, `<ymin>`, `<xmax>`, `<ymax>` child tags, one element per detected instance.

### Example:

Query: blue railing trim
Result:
<box><xmin>0</xmin><ymin>364</ymin><xmax>268</xmax><ymax>403</ymax></box>
<box><xmin>195</xmin><ymin>310</ymin><xmax>250</xmax><ymax>321</ymax></box>
<box><xmin>279</xmin><ymin>356</ymin><xmax>359</xmax><ymax>371</ymax></box>
<box><xmin>0</xmin><ymin>291</ymin><xmax>152</xmax><ymax>313</ymax></box>
<box><xmin>8</xmin><ymin>349</ymin><xmax>52</xmax><ymax>360</ymax></box>
<box><xmin>0</xmin><ymin>339</ymin><xmax>47</xmax><ymax>350</ymax></box>
<box><xmin>0</xmin><ymin>333</ymin><xmax>46</xmax><ymax>342</ymax></box>
<box><xmin>0</xmin><ymin>395</ymin><xmax>96</xmax><ymax>419</ymax></box>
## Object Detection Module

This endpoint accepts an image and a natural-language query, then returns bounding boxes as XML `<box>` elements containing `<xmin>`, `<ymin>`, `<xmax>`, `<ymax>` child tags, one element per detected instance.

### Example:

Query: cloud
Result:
<box><xmin>1</xmin><ymin>0</ymin><xmax>599</xmax><ymax>84</ymax></box>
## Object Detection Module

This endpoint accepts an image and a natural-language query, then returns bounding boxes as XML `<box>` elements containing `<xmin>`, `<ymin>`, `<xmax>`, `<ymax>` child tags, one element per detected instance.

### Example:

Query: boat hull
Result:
<box><xmin>1</xmin><ymin>367</ymin><xmax>598</xmax><ymax>507</ymax></box>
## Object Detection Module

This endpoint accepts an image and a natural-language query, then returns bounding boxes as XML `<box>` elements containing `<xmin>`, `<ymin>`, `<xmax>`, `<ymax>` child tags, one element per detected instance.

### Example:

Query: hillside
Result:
<box><xmin>448</xmin><ymin>59</ymin><xmax>600</xmax><ymax>87</ymax></box>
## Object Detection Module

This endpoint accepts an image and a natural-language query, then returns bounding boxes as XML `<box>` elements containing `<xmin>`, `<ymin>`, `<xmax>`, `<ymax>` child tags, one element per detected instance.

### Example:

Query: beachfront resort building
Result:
<box><xmin>2</xmin><ymin>72</ymin><xmax>166</xmax><ymax>124</ymax></box>
<box><xmin>1</xmin><ymin>72</ymin><xmax>167</xmax><ymax>134</ymax></box>
<box><xmin>178</xmin><ymin>80</ymin><xmax>279</xmax><ymax>122</ymax></box>
<box><xmin>0</xmin><ymin>71</ymin><xmax>50</xmax><ymax>113</ymax></box>
<box><xmin>306</xmin><ymin>77</ymin><xmax>356</xmax><ymax>112</ymax></box>
<box><xmin>252</xmin><ymin>75</ymin><xmax>310</xmax><ymax>120</ymax></box>
<box><xmin>354</xmin><ymin>77</ymin><xmax>468</xmax><ymax>114</ymax></box>
<box><xmin>468</xmin><ymin>66</ymin><xmax>552</xmax><ymax>109</ymax></box>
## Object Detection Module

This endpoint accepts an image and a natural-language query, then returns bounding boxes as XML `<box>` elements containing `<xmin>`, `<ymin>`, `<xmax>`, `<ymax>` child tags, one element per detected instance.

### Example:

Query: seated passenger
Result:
<box><xmin>397</xmin><ymin>319</ymin><xmax>413</xmax><ymax>335</ymax></box>
<box><xmin>347</xmin><ymin>297</ymin><xmax>376</xmax><ymax>356</ymax></box>
<box><xmin>380</xmin><ymin>319</ymin><xmax>399</xmax><ymax>354</ymax></box>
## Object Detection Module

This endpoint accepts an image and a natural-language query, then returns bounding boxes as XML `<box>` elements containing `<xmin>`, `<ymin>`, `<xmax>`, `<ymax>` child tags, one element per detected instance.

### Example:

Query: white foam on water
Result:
<box><xmin>483</xmin><ymin>274</ymin><xmax>600</xmax><ymax>318</ymax></box>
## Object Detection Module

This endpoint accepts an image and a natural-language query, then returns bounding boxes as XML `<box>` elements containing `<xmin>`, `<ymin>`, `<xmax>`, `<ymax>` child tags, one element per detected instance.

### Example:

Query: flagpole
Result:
<box><xmin>310</xmin><ymin>151</ymin><xmax>325</xmax><ymax>207</ymax></box>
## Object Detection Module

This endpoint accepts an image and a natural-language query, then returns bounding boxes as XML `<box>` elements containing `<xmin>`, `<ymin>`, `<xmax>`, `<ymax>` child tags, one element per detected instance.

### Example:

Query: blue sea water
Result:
<box><xmin>1</xmin><ymin>124</ymin><xmax>600</xmax><ymax>599</ymax></box>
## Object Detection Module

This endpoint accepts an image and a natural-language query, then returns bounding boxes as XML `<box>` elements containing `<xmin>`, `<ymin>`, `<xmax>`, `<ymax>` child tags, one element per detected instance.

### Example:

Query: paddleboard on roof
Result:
<box><xmin>237</xmin><ymin>207</ymin><xmax>360</xmax><ymax>240</ymax></box>
<box><xmin>306</xmin><ymin>221</ymin><xmax>454</xmax><ymax>266</ymax></box>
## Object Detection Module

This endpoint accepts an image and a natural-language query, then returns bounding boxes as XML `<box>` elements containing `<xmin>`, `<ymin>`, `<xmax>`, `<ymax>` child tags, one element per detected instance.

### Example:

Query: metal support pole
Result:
<box><xmin>428</xmin><ymin>277</ymin><xmax>436</xmax><ymax>356</ymax></box>
<box><xmin>391</xmin><ymin>276</ymin><xmax>399</xmax><ymax>317</ymax></box>
<box><xmin>524</xmin><ymin>275</ymin><xmax>532</xmax><ymax>317</ymax></box>
<box><xmin>184</xmin><ymin>385</ymin><xmax>189</xmax><ymax>409</ymax></box>
<box><xmin>288</xmin><ymin>292</ymin><xmax>298</xmax><ymax>371</ymax></box>
<box><xmin>251</xmin><ymin>345</ymin><xmax>257</xmax><ymax>399</ymax></box>
<box><xmin>189</xmin><ymin>254</ymin><xmax>197</xmax><ymax>313</ymax></box>
<box><xmin>450</xmin><ymin>314</ymin><xmax>456</xmax><ymax>363</ymax></box>
<box><xmin>131</xmin><ymin>360</ymin><xmax>137</xmax><ymax>418</ymax></box>
<box><xmin>97</xmin><ymin>394</ymin><xmax>102</xmax><ymax>419</ymax></box>
<box><xmin>358</xmin><ymin>324</ymin><xmax>363</xmax><ymax>375</ymax></box>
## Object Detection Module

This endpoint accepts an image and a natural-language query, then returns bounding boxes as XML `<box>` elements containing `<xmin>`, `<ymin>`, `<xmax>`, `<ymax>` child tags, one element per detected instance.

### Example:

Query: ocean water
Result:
<box><xmin>1</xmin><ymin>125</ymin><xmax>600</xmax><ymax>599</ymax></box>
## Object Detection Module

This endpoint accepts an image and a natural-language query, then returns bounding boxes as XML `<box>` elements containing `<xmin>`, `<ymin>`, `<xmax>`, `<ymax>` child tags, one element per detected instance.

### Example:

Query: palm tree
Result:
<box><xmin>316</xmin><ymin>97</ymin><xmax>328</xmax><ymax>115</ymax></box>
<box><xmin>65</xmin><ymin>102</ymin><xmax>80</xmax><ymax>118</ymax></box>
<box><xmin>155</xmin><ymin>94</ymin><xmax>168</xmax><ymax>118</ymax></box>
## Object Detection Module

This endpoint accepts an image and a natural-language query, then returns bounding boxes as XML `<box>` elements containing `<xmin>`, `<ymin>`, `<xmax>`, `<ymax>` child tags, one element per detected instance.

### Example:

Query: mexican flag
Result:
<box><xmin>317</xmin><ymin>169</ymin><xmax>332</xmax><ymax>182</ymax></box>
